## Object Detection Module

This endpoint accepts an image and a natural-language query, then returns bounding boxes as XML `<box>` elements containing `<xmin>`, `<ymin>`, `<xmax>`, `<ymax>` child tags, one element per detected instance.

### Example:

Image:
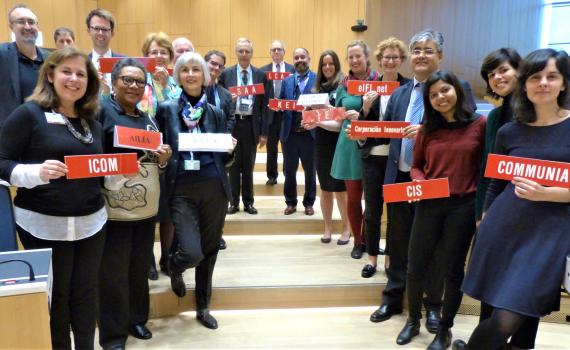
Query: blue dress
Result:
<box><xmin>462</xmin><ymin>117</ymin><xmax>570</xmax><ymax>317</ymax></box>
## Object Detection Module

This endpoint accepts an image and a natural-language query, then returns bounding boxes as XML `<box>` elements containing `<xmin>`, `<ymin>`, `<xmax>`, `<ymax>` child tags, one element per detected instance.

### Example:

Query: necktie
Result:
<box><xmin>403</xmin><ymin>83</ymin><xmax>424</xmax><ymax>167</ymax></box>
<box><xmin>274</xmin><ymin>64</ymin><xmax>282</xmax><ymax>98</ymax></box>
<box><xmin>241</xmin><ymin>69</ymin><xmax>249</xmax><ymax>86</ymax></box>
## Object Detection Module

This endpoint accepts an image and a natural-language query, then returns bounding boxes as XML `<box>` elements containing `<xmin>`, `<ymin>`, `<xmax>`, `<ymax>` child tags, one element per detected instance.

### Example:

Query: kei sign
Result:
<box><xmin>268</xmin><ymin>99</ymin><xmax>304</xmax><ymax>111</ymax></box>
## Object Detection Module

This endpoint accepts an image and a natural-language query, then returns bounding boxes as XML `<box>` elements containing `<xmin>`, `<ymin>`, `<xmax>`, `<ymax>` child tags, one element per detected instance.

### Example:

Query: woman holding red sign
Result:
<box><xmin>396</xmin><ymin>70</ymin><xmax>485</xmax><ymax>349</ymax></box>
<box><xmin>0</xmin><ymin>47</ymin><xmax>105</xmax><ymax>349</ymax></box>
<box><xmin>453</xmin><ymin>49</ymin><xmax>570</xmax><ymax>350</ymax></box>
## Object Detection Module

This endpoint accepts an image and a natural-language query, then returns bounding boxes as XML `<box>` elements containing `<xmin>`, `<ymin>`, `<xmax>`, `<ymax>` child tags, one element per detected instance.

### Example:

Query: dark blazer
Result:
<box><xmin>375</xmin><ymin>78</ymin><xmax>477</xmax><ymax>185</ymax></box>
<box><xmin>155</xmin><ymin>99</ymin><xmax>233</xmax><ymax>200</ymax></box>
<box><xmin>218</xmin><ymin>64</ymin><xmax>268</xmax><ymax>144</ymax></box>
<box><xmin>279</xmin><ymin>70</ymin><xmax>317</xmax><ymax>143</ymax></box>
<box><xmin>206</xmin><ymin>84</ymin><xmax>236</xmax><ymax>132</ymax></box>
<box><xmin>0</xmin><ymin>42</ymin><xmax>49</xmax><ymax>129</ymax></box>
<box><xmin>260</xmin><ymin>61</ymin><xmax>295</xmax><ymax>130</ymax></box>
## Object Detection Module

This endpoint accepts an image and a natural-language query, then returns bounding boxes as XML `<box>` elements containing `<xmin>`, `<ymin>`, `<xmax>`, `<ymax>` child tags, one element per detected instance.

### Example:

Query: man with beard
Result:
<box><xmin>273</xmin><ymin>48</ymin><xmax>317</xmax><ymax>216</ymax></box>
<box><xmin>0</xmin><ymin>4</ymin><xmax>49</xmax><ymax>251</ymax></box>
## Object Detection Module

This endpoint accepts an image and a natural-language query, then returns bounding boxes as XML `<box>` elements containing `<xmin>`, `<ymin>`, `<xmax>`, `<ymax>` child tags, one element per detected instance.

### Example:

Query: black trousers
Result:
<box><xmin>98</xmin><ymin>219</ymin><xmax>156</xmax><ymax>348</ymax></box>
<box><xmin>382</xmin><ymin>171</ymin><xmax>444</xmax><ymax>311</ymax></box>
<box><xmin>282</xmin><ymin>130</ymin><xmax>316</xmax><ymax>207</ymax></box>
<box><xmin>407</xmin><ymin>194</ymin><xmax>476</xmax><ymax>328</ymax></box>
<box><xmin>169</xmin><ymin>178</ymin><xmax>228</xmax><ymax>310</ymax></box>
<box><xmin>230</xmin><ymin>117</ymin><xmax>257</xmax><ymax>207</ymax></box>
<box><xmin>17</xmin><ymin>225</ymin><xmax>105</xmax><ymax>350</ymax></box>
<box><xmin>362</xmin><ymin>155</ymin><xmax>388</xmax><ymax>256</ymax></box>
<box><xmin>266</xmin><ymin>112</ymin><xmax>282</xmax><ymax>180</ymax></box>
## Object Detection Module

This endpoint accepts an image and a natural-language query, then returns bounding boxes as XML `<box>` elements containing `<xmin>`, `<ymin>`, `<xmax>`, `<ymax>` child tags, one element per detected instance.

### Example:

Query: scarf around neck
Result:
<box><xmin>179</xmin><ymin>91</ymin><xmax>208</xmax><ymax>133</ymax></box>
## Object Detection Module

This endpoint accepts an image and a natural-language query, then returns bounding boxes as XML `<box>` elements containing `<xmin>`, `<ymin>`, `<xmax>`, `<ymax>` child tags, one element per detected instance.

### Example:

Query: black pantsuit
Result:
<box><xmin>282</xmin><ymin>130</ymin><xmax>316</xmax><ymax>208</ymax></box>
<box><xmin>361</xmin><ymin>155</ymin><xmax>388</xmax><ymax>256</ymax></box>
<box><xmin>407</xmin><ymin>195</ymin><xmax>476</xmax><ymax>328</ymax></box>
<box><xmin>17</xmin><ymin>226</ymin><xmax>105</xmax><ymax>350</ymax></box>
<box><xmin>230</xmin><ymin>117</ymin><xmax>257</xmax><ymax>207</ymax></box>
<box><xmin>98</xmin><ymin>219</ymin><xmax>156</xmax><ymax>348</ymax></box>
<box><xmin>382</xmin><ymin>171</ymin><xmax>444</xmax><ymax>311</ymax></box>
<box><xmin>169</xmin><ymin>179</ymin><xmax>228</xmax><ymax>310</ymax></box>
<box><xmin>266</xmin><ymin>112</ymin><xmax>282</xmax><ymax>181</ymax></box>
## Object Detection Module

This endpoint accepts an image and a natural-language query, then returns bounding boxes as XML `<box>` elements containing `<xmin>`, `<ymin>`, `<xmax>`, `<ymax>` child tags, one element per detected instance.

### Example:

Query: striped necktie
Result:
<box><xmin>403</xmin><ymin>83</ymin><xmax>424</xmax><ymax>166</ymax></box>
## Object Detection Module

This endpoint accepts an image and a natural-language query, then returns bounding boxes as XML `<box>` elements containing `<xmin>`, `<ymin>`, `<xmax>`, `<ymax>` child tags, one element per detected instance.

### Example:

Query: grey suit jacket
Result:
<box><xmin>0</xmin><ymin>42</ymin><xmax>50</xmax><ymax>129</ymax></box>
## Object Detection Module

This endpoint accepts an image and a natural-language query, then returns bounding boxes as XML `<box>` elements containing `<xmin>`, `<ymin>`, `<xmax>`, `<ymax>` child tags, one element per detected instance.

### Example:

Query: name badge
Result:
<box><xmin>184</xmin><ymin>159</ymin><xmax>200</xmax><ymax>171</ymax></box>
<box><xmin>45</xmin><ymin>112</ymin><xmax>66</xmax><ymax>125</ymax></box>
<box><xmin>239</xmin><ymin>97</ymin><xmax>253</xmax><ymax>112</ymax></box>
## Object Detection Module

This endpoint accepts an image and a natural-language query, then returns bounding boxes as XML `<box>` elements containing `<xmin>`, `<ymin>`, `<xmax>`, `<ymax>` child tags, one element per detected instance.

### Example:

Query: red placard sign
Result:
<box><xmin>114</xmin><ymin>125</ymin><xmax>162</xmax><ymax>151</ymax></box>
<box><xmin>383</xmin><ymin>178</ymin><xmax>450</xmax><ymax>203</ymax></box>
<box><xmin>65</xmin><ymin>153</ymin><xmax>139</xmax><ymax>179</ymax></box>
<box><xmin>350</xmin><ymin>121</ymin><xmax>411</xmax><ymax>138</ymax></box>
<box><xmin>302</xmin><ymin>107</ymin><xmax>346</xmax><ymax>123</ymax></box>
<box><xmin>265</xmin><ymin>71</ymin><xmax>292</xmax><ymax>80</ymax></box>
<box><xmin>228</xmin><ymin>84</ymin><xmax>265</xmax><ymax>96</ymax></box>
<box><xmin>99</xmin><ymin>57</ymin><xmax>157</xmax><ymax>74</ymax></box>
<box><xmin>484</xmin><ymin>154</ymin><xmax>570</xmax><ymax>188</ymax></box>
<box><xmin>347</xmin><ymin>80</ymin><xmax>400</xmax><ymax>95</ymax></box>
<box><xmin>268</xmin><ymin>98</ymin><xmax>304</xmax><ymax>111</ymax></box>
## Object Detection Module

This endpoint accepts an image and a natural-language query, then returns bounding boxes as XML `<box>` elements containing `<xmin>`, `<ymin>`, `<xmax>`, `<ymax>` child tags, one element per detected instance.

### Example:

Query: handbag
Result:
<box><xmin>102</xmin><ymin>161</ymin><xmax>160</xmax><ymax>221</ymax></box>
<box><xmin>564</xmin><ymin>254</ymin><xmax>570</xmax><ymax>295</ymax></box>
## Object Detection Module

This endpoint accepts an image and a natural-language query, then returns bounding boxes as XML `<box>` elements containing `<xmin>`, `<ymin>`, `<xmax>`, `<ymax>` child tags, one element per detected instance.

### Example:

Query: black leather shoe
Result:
<box><xmin>148</xmin><ymin>263</ymin><xmax>158</xmax><ymax>281</ymax></box>
<box><xmin>452</xmin><ymin>339</ymin><xmax>468</xmax><ymax>350</ymax></box>
<box><xmin>197</xmin><ymin>309</ymin><xmax>218</xmax><ymax>329</ymax></box>
<box><xmin>361</xmin><ymin>264</ymin><xmax>377</xmax><ymax>278</ymax></box>
<box><xmin>104</xmin><ymin>344</ymin><xmax>125</xmax><ymax>350</ymax></box>
<box><xmin>227</xmin><ymin>205</ymin><xmax>239</xmax><ymax>214</ymax></box>
<box><xmin>168</xmin><ymin>259</ymin><xmax>186</xmax><ymax>297</ymax></box>
<box><xmin>219</xmin><ymin>237</ymin><xmax>227</xmax><ymax>250</ymax></box>
<box><xmin>129</xmin><ymin>324</ymin><xmax>152</xmax><ymax>340</ymax></box>
<box><xmin>266</xmin><ymin>178</ymin><xmax>277</xmax><ymax>186</ymax></box>
<box><xmin>350</xmin><ymin>244</ymin><xmax>364</xmax><ymax>259</ymax></box>
<box><xmin>244</xmin><ymin>205</ymin><xmax>258</xmax><ymax>214</ymax></box>
<box><xmin>427</xmin><ymin>328</ymin><xmax>452</xmax><ymax>350</ymax></box>
<box><xmin>369</xmin><ymin>304</ymin><xmax>403</xmax><ymax>323</ymax></box>
<box><xmin>396</xmin><ymin>318</ymin><xmax>420</xmax><ymax>345</ymax></box>
<box><xmin>425</xmin><ymin>309</ymin><xmax>441</xmax><ymax>334</ymax></box>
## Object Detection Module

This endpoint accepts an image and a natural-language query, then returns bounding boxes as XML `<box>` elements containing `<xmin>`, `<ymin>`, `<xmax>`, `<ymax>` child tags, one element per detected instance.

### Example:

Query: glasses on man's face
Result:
<box><xmin>90</xmin><ymin>26</ymin><xmax>112</xmax><ymax>34</ymax></box>
<box><xmin>411</xmin><ymin>48</ymin><xmax>437</xmax><ymax>56</ymax></box>
<box><xmin>270</xmin><ymin>48</ymin><xmax>284</xmax><ymax>53</ymax></box>
<box><xmin>209</xmin><ymin>61</ymin><xmax>225</xmax><ymax>70</ymax></box>
<box><xmin>119</xmin><ymin>76</ymin><xmax>146</xmax><ymax>88</ymax></box>
<box><xmin>12</xmin><ymin>18</ymin><xmax>37</xmax><ymax>26</ymax></box>
<box><xmin>381</xmin><ymin>56</ymin><xmax>401</xmax><ymax>62</ymax></box>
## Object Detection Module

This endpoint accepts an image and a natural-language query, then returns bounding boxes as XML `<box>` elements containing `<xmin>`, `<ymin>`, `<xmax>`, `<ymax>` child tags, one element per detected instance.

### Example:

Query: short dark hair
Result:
<box><xmin>314</xmin><ymin>49</ymin><xmax>344</xmax><ymax>93</ymax></box>
<box><xmin>111</xmin><ymin>58</ymin><xmax>148</xmax><ymax>84</ymax></box>
<box><xmin>53</xmin><ymin>27</ymin><xmax>75</xmax><ymax>42</ymax></box>
<box><xmin>512</xmin><ymin>48</ymin><xmax>570</xmax><ymax>123</ymax></box>
<box><xmin>480</xmin><ymin>48</ymin><xmax>521</xmax><ymax>98</ymax></box>
<box><xmin>26</xmin><ymin>47</ymin><xmax>100</xmax><ymax>120</ymax></box>
<box><xmin>205</xmin><ymin>50</ymin><xmax>226</xmax><ymax>65</ymax></box>
<box><xmin>422</xmin><ymin>70</ymin><xmax>474</xmax><ymax>134</ymax></box>
<box><xmin>86</xmin><ymin>8</ymin><xmax>115</xmax><ymax>32</ymax></box>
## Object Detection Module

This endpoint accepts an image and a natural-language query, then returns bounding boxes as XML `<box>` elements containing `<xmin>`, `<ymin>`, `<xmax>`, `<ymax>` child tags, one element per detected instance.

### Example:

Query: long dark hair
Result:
<box><xmin>512</xmin><ymin>48</ymin><xmax>570</xmax><ymax>123</ymax></box>
<box><xmin>480</xmin><ymin>48</ymin><xmax>521</xmax><ymax>99</ymax></box>
<box><xmin>422</xmin><ymin>70</ymin><xmax>473</xmax><ymax>134</ymax></box>
<box><xmin>313</xmin><ymin>50</ymin><xmax>344</xmax><ymax>93</ymax></box>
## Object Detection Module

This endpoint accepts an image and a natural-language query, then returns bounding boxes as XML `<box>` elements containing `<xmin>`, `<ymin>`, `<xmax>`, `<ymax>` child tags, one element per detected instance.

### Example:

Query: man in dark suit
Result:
<box><xmin>365</xmin><ymin>29</ymin><xmax>476</xmax><ymax>345</ymax></box>
<box><xmin>218</xmin><ymin>38</ymin><xmax>268</xmax><ymax>215</ymax></box>
<box><xmin>0</xmin><ymin>4</ymin><xmax>49</xmax><ymax>252</ymax></box>
<box><xmin>259</xmin><ymin>40</ymin><xmax>295</xmax><ymax>186</ymax></box>
<box><xmin>205</xmin><ymin>50</ymin><xmax>236</xmax><ymax>133</ymax></box>
<box><xmin>272</xmin><ymin>48</ymin><xmax>317</xmax><ymax>216</ymax></box>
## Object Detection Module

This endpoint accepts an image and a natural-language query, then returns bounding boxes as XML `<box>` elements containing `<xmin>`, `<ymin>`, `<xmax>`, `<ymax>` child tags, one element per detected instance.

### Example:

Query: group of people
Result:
<box><xmin>0</xmin><ymin>4</ymin><xmax>569</xmax><ymax>350</ymax></box>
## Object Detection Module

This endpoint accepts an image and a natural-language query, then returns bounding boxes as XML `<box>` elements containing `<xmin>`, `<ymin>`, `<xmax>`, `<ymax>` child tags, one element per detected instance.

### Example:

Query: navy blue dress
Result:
<box><xmin>462</xmin><ymin>117</ymin><xmax>570</xmax><ymax>317</ymax></box>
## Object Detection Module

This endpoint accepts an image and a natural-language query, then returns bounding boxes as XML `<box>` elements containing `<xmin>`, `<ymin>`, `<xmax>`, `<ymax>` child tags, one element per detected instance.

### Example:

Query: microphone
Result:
<box><xmin>0</xmin><ymin>259</ymin><xmax>36</xmax><ymax>283</ymax></box>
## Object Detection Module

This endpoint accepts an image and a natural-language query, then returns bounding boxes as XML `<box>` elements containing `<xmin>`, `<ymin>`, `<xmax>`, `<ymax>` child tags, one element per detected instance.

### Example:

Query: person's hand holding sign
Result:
<box><xmin>39</xmin><ymin>160</ymin><xmax>68</xmax><ymax>181</ymax></box>
<box><xmin>402</xmin><ymin>124</ymin><xmax>421</xmax><ymax>139</ymax></box>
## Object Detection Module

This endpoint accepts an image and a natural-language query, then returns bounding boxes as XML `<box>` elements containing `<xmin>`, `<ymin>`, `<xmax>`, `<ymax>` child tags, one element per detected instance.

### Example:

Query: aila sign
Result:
<box><xmin>485</xmin><ymin>154</ymin><xmax>570</xmax><ymax>188</ymax></box>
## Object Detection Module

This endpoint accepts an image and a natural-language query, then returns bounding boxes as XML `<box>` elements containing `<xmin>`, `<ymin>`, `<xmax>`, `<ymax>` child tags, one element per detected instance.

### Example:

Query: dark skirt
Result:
<box><xmin>314</xmin><ymin>128</ymin><xmax>345</xmax><ymax>192</ymax></box>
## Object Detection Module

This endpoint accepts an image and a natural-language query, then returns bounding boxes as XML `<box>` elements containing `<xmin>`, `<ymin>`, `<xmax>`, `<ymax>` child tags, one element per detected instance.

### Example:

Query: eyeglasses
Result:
<box><xmin>270</xmin><ymin>48</ymin><xmax>284</xmax><ymax>52</ymax></box>
<box><xmin>119</xmin><ymin>76</ymin><xmax>146</xmax><ymax>88</ymax></box>
<box><xmin>148</xmin><ymin>50</ymin><xmax>170</xmax><ymax>57</ymax></box>
<box><xmin>381</xmin><ymin>56</ymin><xmax>401</xmax><ymax>62</ymax></box>
<box><xmin>208</xmin><ymin>61</ymin><xmax>225</xmax><ymax>69</ymax></box>
<box><xmin>90</xmin><ymin>26</ymin><xmax>112</xmax><ymax>34</ymax></box>
<box><xmin>411</xmin><ymin>48</ymin><xmax>437</xmax><ymax>56</ymax></box>
<box><xmin>11</xmin><ymin>18</ymin><xmax>37</xmax><ymax>26</ymax></box>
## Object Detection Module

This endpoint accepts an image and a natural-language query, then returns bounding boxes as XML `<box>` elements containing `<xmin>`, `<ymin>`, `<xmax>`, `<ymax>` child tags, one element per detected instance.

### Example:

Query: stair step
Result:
<box><xmin>253</xmin><ymin>171</ymin><xmax>320</xmax><ymax>196</ymax></box>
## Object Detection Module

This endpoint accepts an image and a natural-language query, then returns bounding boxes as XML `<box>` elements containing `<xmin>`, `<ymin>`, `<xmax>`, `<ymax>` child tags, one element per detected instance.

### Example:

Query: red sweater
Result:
<box><xmin>411</xmin><ymin>115</ymin><xmax>486</xmax><ymax>195</ymax></box>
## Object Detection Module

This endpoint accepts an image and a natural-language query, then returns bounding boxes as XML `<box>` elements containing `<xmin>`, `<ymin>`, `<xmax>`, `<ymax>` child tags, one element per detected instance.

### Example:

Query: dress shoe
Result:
<box><xmin>361</xmin><ymin>264</ymin><xmax>377</xmax><ymax>278</ymax></box>
<box><xmin>284</xmin><ymin>205</ymin><xmax>297</xmax><ymax>215</ymax></box>
<box><xmin>219</xmin><ymin>237</ymin><xmax>227</xmax><ymax>250</ymax></box>
<box><xmin>451</xmin><ymin>339</ymin><xmax>469</xmax><ymax>350</ymax></box>
<box><xmin>104</xmin><ymin>344</ymin><xmax>125</xmax><ymax>350</ymax></box>
<box><xmin>244</xmin><ymin>205</ymin><xmax>258</xmax><ymax>214</ymax></box>
<box><xmin>427</xmin><ymin>328</ymin><xmax>452</xmax><ymax>350</ymax></box>
<box><xmin>350</xmin><ymin>244</ymin><xmax>365</xmax><ymax>259</ymax></box>
<box><xmin>337</xmin><ymin>235</ymin><xmax>350</xmax><ymax>245</ymax></box>
<box><xmin>379</xmin><ymin>247</ymin><xmax>386</xmax><ymax>255</ymax></box>
<box><xmin>129</xmin><ymin>324</ymin><xmax>152</xmax><ymax>340</ymax></box>
<box><xmin>369</xmin><ymin>304</ymin><xmax>403</xmax><ymax>323</ymax></box>
<box><xmin>168</xmin><ymin>259</ymin><xmax>186</xmax><ymax>297</ymax></box>
<box><xmin>148</xmin><ymin>263</ymin><xmax>158</xmax><ymax>281</ymax></box>
<box><xmin>320</xmin><ymin>236</ymin><xmax>331</xmax><ymax>243</ymax></box>
<box><xmin>396</xmin><ymin>318</ymin><xmax>420</xmax><ymax>345</ymax></box>
<box><xmin>227</xmin><ymin>205</ymin><xmax>239</xmax><ymax>214</ymax></box>
<box><xmin>425</xmin><ymin>309</ymin><xmax>441</xmax><ymax>334</ymax></box>
<box><xmin>304</xmin><ymin>206</ymin><xmax>314</xmax><ymax>216</ymax></box>
<box><xmin>266</xmin><ymin>178</ymin><xmax>277</xmax><ymax>186</ymax></box>
<box><xmin>197</xmin><ymin>309</ymin><xmax>218</xmax><ymax>329</ymax></box>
